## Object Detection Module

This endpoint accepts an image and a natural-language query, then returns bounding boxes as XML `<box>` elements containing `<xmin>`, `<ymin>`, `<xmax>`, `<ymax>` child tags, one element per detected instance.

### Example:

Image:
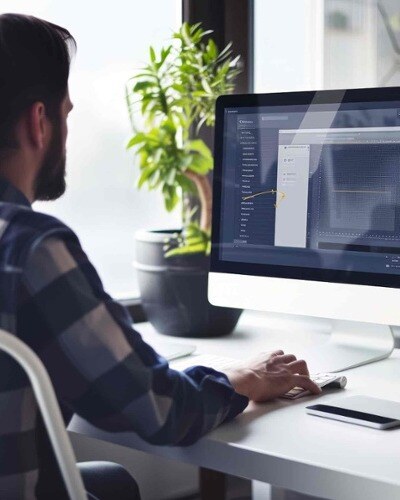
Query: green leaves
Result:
<box><xmin>149</xmin><ymin>46</ymin><xmax>156</xmax><ymax>63</ymax></box>
<box><xmin>206</xmin><ymin>39</ymin><xmax>217</xmax><ymax>60</ymax></box>
<box><xmin>137</xmin><ymin>165</ymin><xmax>157</xmax><ymax>188</ymax></box>
<box><xmin>162</xmin><ymin>184</ymin><xmax>179</xmax><ymax>211</ymax></box>
<box><xmin>164</xmin><ymin>222</ymin><xmax>211</xmax><ymax>257</ymax></box>
<box><xmin>186</xmin><ymin>139</ymin><xmax>211</xmax><ymax>158</ymax></box>
<box><xmin>125</xmin><ymin>22</ymin><xmax>240</xmax><ymax>254</ymax></box>
<box><xmin>185</xmin><ymin>139</ymin><xmax>212</xmax><ymax>175</ymax></box>
<box><xmin>126</xmin><ymin>132</ymin><xmax>147</xmax><ymax>149</ymax></box>
<box><xmin>176</xmin><ymin>173</ymin><xmax>197</xmax><ymax>194</ymax></box>
<box><xmin>172</xmin><ymin>23</ymin><xmax>241</xmax><ymax>129</ymax></box>
<box><xmin>187</xmin><ymin>154</ymin><xmax>212</xmax><ymax>175</ymax></box>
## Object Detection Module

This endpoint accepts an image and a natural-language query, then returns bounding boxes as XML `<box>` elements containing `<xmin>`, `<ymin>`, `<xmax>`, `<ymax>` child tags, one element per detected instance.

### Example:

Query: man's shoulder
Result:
<box><xmin>19</xmin><ymin>208</ymin><xmax>73</xmax><ymax>233</ymax></box>
<box><xmin>0</xmin><ymin>205</ymin><xmax>80</xmax><ymax>265</ymax></box>
<box><xmin>6</xmin><ymin>206</ymin><xmax>76</xmax><ymax>239</ymax></box>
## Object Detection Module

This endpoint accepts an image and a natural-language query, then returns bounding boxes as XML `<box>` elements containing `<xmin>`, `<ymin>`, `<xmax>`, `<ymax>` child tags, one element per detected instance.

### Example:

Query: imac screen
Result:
<box><xmin>214</xmin><ymin>92</ymin><xmax>400</xmax><ymax>287</ymax></box>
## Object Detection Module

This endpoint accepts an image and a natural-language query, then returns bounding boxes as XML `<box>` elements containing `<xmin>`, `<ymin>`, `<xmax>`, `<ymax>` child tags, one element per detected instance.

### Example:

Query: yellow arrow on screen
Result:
<box><xmin>242</xmin><ymin>189</ymin><xmax>286</xmax><ymax>208</ymax></box>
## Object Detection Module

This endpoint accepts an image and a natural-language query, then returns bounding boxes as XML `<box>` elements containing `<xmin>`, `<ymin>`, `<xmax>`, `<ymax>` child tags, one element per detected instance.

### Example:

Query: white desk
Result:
<box><xmin>69</xmin><ymin>312</ymin><xmax>400</xmax><ymax>500</ymax></box>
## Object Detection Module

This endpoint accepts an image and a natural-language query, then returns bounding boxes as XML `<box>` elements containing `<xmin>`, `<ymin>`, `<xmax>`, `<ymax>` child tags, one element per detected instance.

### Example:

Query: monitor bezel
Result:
<box><xmin>210</xmin><ymin>87</ymin><xmax>400</xmax><ymax>289</ymax></box>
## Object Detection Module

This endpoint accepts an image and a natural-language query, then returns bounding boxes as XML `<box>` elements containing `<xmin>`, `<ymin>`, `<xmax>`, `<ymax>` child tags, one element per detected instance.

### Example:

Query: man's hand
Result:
<box><xmin>226</xmin><ymin>350</ymin><xmax>321</xmax><ymax>402</ymax></box>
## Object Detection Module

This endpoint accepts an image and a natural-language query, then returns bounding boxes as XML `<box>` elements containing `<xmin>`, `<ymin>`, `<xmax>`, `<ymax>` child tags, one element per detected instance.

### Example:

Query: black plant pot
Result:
<box><xmin>135</xmin><ymin>229</ymin><xmax>242</xmax><ymax>338</ymax></box>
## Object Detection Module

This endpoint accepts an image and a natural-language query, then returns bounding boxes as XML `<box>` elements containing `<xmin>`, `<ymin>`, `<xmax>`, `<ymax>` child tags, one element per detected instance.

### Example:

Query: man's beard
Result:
<box><xmin>34</xmin><ymin>120</ymin><xmax>66</xmax><ymax>201</ymax></box>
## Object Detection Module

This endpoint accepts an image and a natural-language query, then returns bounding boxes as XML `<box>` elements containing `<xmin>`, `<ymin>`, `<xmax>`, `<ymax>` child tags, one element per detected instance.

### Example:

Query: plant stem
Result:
<box><xmin>184</xmin><ymin>170</ymin><xmax>212</xmax><ymax>232</ymax></box>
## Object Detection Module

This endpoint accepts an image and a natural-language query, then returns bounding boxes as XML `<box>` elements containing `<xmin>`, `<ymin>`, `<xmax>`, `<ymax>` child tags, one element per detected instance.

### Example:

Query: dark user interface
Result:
<box><xmin>219</xmin><ymin>101</ymin><xmax>400</xmax><ymax>276</ymax></box>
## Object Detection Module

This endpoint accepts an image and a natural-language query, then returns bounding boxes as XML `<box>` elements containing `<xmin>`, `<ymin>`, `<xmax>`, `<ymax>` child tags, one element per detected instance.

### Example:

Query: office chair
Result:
<box><xmin>0</xmin><ymin>329</ymin><xmax>142</xmax><ymax>500</ymax></box>
<box><xmin>0</xmin><ymin>328</ymin><xmax>87</xmax><ymax>499</ymax></box>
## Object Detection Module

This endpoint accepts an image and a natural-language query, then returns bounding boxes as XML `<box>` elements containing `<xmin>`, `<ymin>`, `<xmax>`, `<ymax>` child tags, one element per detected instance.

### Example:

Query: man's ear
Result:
<box><xmin>26</xmin><ymin>102</ymin><xmax>49</xmax><ymax>150</ymax></box>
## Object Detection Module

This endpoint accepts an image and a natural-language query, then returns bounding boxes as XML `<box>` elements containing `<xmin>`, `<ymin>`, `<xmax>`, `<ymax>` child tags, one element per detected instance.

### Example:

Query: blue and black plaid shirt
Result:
<box><xmin>0</xmin><ymin>178</ymin><xmax>248</xmax><ymax>499</ymax></box>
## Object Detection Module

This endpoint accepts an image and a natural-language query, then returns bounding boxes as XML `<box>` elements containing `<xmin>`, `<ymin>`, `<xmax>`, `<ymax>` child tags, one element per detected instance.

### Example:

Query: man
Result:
<box><xmin>0</xmin><ymin>13</ymin><xmax>320</xmax><ymax>500</ymax></box>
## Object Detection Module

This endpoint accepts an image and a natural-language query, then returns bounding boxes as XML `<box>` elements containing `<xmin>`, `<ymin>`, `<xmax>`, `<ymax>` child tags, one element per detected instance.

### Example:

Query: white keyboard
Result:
<box><xmin>281</xmin><ymin>373</ymin><xmax>347</xmax><ymax>400</ymax></box>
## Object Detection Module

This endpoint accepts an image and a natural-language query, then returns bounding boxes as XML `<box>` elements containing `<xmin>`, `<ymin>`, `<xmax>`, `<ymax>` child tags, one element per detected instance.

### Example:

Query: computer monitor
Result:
<box><xmin>209</xmin><ymin>87</ymin><xmax>400</xmax><ymax>373</ymax></box>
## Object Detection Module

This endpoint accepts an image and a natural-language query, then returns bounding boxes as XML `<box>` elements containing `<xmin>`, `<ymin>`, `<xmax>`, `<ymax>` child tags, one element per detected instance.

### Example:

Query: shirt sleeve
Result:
<box><xmin>17</xmin><ymin>234</ymin><xmax>248</xmax><ymax>446</ymax></box>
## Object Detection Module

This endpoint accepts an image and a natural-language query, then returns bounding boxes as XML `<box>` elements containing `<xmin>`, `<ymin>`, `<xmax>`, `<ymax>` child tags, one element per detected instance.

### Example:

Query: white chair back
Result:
<box><xmin>0</xmin><ymin>329</ymin><xmax>87</xmax><ymax>500</ymax></box>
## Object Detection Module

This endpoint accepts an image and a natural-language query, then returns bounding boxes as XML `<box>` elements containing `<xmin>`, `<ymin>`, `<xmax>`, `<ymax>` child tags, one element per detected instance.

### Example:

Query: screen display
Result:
<box><xmin>213</xmin><ymin>90</ymin><xmax>400</xmax><ymax>287</ymax></box>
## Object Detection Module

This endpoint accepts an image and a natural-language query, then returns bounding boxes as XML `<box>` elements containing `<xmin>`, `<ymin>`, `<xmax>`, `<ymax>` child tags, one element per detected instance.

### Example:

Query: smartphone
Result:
<box><xmin>306</xmin><ymin>404</ymin><xmax>400</xmax><ymax>429</ymax></box>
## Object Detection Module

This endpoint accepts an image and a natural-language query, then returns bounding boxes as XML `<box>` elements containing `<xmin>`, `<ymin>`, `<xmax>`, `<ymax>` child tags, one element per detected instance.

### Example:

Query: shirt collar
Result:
<box><xmin>0</xmin><ymin>177</ymin><xmax>32</xmax><ymax>208</ymax></box>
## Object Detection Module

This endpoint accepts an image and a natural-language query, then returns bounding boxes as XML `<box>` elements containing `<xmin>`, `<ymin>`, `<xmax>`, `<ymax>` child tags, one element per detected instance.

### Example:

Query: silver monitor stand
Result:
<box><xmin>299</xmin><ymin>320</ymin><xmax>395</xmax><ymax>373</ymax></box>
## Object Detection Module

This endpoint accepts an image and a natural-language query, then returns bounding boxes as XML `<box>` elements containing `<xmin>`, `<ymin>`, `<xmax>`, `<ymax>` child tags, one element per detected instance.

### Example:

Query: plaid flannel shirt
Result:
<box><xmin>0</xmin><ymin>178</ymin><xmax>248</xmax><ymax>499</ymax></box>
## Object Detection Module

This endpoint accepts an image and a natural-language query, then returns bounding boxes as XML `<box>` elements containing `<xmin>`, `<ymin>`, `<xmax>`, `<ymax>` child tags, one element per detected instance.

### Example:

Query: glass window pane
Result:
<box><xmin>255</xmin><ymin>0</ymin><xmax>400</xmax><ymax>92</ymax></box>
<box><xmin>1</xmin><ymin>1</ymin><xmax>181</xmax><ymax>298</ymax></box>
<box><xmin>255</xmin><ymin>0</ymin><xmax>321</xmax><ymax>92</ymax></box>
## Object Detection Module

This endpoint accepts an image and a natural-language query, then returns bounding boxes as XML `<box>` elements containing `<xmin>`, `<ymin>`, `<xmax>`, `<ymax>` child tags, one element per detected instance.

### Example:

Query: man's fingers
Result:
<box><xmin>287</xmin><ymin>359</ymin><xmax>309</xmax><ymax>376</ymax></box>
<box><xmin>291</xmin><ymin>375</ymin><xmax>321</xmax><ymax>394</ymax></box>
<box><xmin>275</xmin><ymin>354</ymin><xmax>297</xmax><ymax>364</ymax></box>
<box><xmin>270</xmin><ymin>350</ymin><xmax>284</xmax><ymax>357</ymax></box>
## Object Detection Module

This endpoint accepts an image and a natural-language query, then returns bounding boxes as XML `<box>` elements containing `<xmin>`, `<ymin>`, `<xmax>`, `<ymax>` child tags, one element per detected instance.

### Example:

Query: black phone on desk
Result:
<box><xmin>306</xmin><ymin>395</ymin><xmax>400</xmax><ymax>430</ymax></box>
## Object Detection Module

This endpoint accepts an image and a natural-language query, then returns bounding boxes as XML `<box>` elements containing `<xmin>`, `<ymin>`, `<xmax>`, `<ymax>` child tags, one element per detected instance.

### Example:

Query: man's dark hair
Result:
<box><xmin>0</xmin><ymin>14</ymin><xmax>76</xmax><ymax>152</ymax></box>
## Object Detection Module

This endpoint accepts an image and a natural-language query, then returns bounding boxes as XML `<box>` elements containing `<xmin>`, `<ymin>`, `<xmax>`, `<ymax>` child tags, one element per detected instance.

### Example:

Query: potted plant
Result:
<box><xmin>126</xmin><ymin>23</ymin><xmax>241</xmax><ymax>337</ymax></box>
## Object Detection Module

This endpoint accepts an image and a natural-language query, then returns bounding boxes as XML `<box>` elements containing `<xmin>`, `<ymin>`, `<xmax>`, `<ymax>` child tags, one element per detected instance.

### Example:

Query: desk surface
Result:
<box><xmin>70</xmin><ymin>312</ymin><xmax>400</xmax><ymax>500</ymax></box>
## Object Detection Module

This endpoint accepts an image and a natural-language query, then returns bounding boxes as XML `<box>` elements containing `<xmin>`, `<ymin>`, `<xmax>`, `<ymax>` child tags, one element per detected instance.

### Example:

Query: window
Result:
<box><xmin>254</xmin><ymin>0</ymin><xmax>400</xmax><ymax>92</ymax></box>
<box><xmin>1</xmin><ymin>0</ymin><xmax>182</xmax><ymax>298</ymax></box>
